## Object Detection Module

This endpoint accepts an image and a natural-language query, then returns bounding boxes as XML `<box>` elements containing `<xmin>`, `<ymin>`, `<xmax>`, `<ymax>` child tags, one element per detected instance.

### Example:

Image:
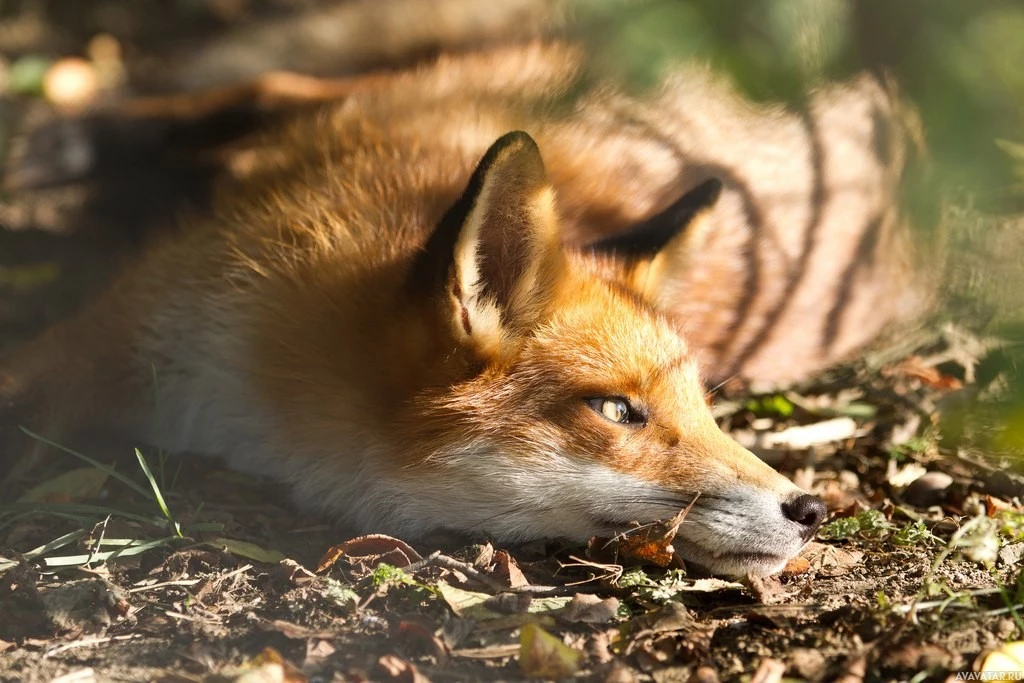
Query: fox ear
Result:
<box><xmin>422</xmin><ymin>131</ymin><xmax>563</xmax><ymax>356</ymax></box>
<box><xmin>586</xmin><ymin>178</ymin><xmax>722</xmax><ymax>307</ymax></box>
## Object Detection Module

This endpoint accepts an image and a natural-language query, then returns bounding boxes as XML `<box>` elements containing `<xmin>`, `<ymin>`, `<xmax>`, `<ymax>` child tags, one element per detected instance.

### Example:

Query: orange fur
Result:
<box><xmin>0</xmin><ymin>44</ymin><xmax>912</xmax><ymax>575</ymax></box>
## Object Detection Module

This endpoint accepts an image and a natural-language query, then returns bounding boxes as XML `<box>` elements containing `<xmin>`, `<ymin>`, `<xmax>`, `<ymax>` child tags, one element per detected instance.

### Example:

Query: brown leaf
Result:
<box><xmin>394</xmin><ymin>619</ymin><xmax>449</xmax><ymax>666</ymax></box>
<box><xmin>519</xmin><ymin>622</ymin><xmax>582</xmax><ymax>680</ymax></box>
<box><xmin>801</xmin><ymin>542</ymin><xmax>863</xmax><ymax>576</ymax></box>
<box><xmin>614</xmin><ymin>501</ymin><xmax>697</xmax><ymax>568</ymax></box>
<box><xmin>493</xmin><ymin>551</ymin><xmax>529</xmax><ymax>588</ymax></box>
<box><xmin>781</xmin><ymin>557</ymin><xmax>811</xmax><ymax>576</ymax></box>
<box><xmin>887</xmin><ymin>356</ymin><xmax>963</xmax><ymax>391</ymax></box>
<box><xmin>316</xmin><ymin>534</ymin><xmax>423</xmax><ymax>573</ymax></box>
<box><xmin>617</xmin><ymin>528</ymin><xmax>676</xmax><ymax>567</ymax></box>
<box><xmin>985</xmin><ymin>495</ymin><xmax>1014</xmax><ymax>516</ymax></box>
<box><xmin>561</xmin><ymin>593</ymin><xmax>621</xmax><ymax>624</ymax></box>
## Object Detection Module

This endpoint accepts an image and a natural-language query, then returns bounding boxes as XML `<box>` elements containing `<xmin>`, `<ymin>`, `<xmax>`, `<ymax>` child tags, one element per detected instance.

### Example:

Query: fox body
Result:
<box><xmin>0</xmin><ymin>43</ymin><xmax>924</xmax><ymax>575</ymax></box>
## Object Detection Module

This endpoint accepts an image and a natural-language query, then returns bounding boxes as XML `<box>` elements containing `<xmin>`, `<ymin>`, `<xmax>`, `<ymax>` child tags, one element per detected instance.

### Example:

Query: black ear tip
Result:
<box><xmin>694</xmin><ymin>177</ymin><xmax>724</xmax><ymax>207</ymax></box>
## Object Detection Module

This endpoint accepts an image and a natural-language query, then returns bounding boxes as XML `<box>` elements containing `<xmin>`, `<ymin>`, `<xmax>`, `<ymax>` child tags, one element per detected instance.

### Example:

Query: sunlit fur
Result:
<box><xmin>0</xmin><ymin>44</ymin><xmax>879</xmax><ymax>576</ymax></box>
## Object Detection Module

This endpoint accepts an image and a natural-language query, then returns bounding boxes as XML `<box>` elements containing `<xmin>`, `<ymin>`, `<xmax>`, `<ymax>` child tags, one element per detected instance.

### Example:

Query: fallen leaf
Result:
<box><xmin>19</xmin><ymin>467</ymin><xmax>108</xmax><ymax>503</ymax></box>
<box><xmin>436</xmin><ymin>582</ymin><xmax>502</xmax><ymax>620</ymax></box>
<box><xmin>395</xmin><ymin>619</ymin><xmax>449</xmax><ymax>665</ymax></box>
<box><xmin>436</xmin><ymin>582</ymin><xmax>570</xmax><ymax>621</ymax></box>
<box><xmin>985</xmin><ymin>495</ymin><xmax>1013</xmax><ymax>516</ymax></box>
<box><xmin>317</xmin><ymin>534</ymin><xmax>422</xmax><ymax>572</ymax></box>
<box><xmin>207</xmin><ymin>538</ymin><xmax>285</xmax><ymax>564</ymax></box>
<box><xmin>613</xmin><ymin>503</ymin><xmax>695</xmax><ymax>568</ymax></box>
<box><xmin>627</xmin><ymin>602</ymin><xmax>697</xmax><ymax>646</ymax></box>
<box><xmin>561</xmin><ymin>593</ymin><xmax>620</xmax><ymax>624</ymax></box>
<box><xmin>493</xmin><ymin>551</ymin><xmax>529</xmax><ymax>588</ymax></box>
<box><xmin>278</xmin><ymin>558</ymin><xmax>317</xmax><ymax>584</ymax></box>
<box><xmin>519</xmin><ymin>622</ymin><xmax>582</xmax><ymax>680</ymax></box>
<box><xmin>781</xmin><ymin>557</ymin><xmax>811</xmax><ymax>576</ymax></box>
<box><xmin>801</xmin><ymin>543</ymin><xmax>863</xmax><ymax>575</ymax></box>
<box><xmin>887</xmin><ymin>356</ymin><xmax>963</xmax><ymax>391</ymax></box>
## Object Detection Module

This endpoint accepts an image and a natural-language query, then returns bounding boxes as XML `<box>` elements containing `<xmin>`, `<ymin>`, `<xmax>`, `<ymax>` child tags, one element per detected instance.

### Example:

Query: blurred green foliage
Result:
<box><xmin>582</xmin><ymin>0</ymin><xmax>1024</xmax><ymax>206</ymax></box>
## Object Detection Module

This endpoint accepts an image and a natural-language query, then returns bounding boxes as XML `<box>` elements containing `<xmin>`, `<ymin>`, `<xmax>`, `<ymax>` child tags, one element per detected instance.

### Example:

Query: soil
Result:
<box><xmin>0</xmin><ymin>2</ymin><xmax>1021</xmax><ymax>682</ymax></box>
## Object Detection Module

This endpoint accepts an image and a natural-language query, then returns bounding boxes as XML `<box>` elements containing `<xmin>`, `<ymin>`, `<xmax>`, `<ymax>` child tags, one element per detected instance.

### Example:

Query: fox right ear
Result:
<box><xmin>416</xmin><ymin>132</ymin><xmax>563</xmax><ymax>358</ymax></box>
<box><xmin>586</xmin><ymin>178</ymin><xmax>722</xmax><ymax>309</ymax></box>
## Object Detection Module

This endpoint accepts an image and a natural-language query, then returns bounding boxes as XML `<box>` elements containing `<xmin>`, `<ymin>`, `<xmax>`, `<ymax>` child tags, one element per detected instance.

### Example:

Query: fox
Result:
<box><xmin>0</xmin><ymin>41</ymin><xmax>929</xmax><ymax>577</ymax></box>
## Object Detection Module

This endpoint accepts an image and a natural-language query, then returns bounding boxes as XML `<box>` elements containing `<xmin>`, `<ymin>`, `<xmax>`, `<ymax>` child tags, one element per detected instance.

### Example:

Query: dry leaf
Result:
<box><xmin>561</xmin><ymin>593</ymin><xmax>620</xmax><ymax>624</ymax></box>
<box><xmin>208</xmin><ymin>538</ymin><xmax>286</xmax><ymax>564</ymax></box>
<box><xmin>493</xmin><ymin>551</ymin><xmax>529</xmax><ymax>588</ymax></box>
<box><xmin>19</xmin><ymin>467</ymin><xmax>109</xmax><ymax>503</ymax></box>
<box><xmin>317</xmin><ymin>534</ymin><xmax>422</xmax><ymax>572</ymax></box>
<box><xmin>801</xmin><ymin>543</ymin><xmax>863</xmax><ymax>575</ymax></box>
<box><xmin>888</xmin><ymin>356</ymin><xmax>963</xmax><ymax>391</ymax></box>
<box><xmin>781</xmin><ymin>557</ymin><xmax>811</xmax><ymax>576</ymax></box>
<box><xmin>615</xmin><ymin>503</ymin><xmax>694</xmax><ymax>568</ymax></box>
<box><xmin>436</xmin><ymin>582</ymin><xmax>503</xmax><ymax>620</ymax></box>
<box><xmin>436</xmin><ymin>582</ymin><xmax>570</xmax><ymax>621</ymax></box>
<box><xmin>519</xmin><ymin>622</ymin><xmax>582</xmax><ymax>680</ymax></box>
<box><xmin>395</xmin><ymin>619</ymin><xmax>449</xmax><ymax>665</ymax></box>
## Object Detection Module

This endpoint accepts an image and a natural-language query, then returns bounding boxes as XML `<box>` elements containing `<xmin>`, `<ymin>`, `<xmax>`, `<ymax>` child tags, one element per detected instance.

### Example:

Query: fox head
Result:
<box><xmin>345</xmin><ymin>131</ymin><xmax>826</xmax><ymax>577</ymax></box>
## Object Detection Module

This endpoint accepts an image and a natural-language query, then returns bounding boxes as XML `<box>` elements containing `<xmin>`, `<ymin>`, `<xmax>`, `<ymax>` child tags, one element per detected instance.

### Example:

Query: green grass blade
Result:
<box><xmin>134</xmin><ymin>449</ymin><xmax>180</xmax><ymax>536</ymax></box>
<box><xmin>22</xmin><ymin>529</ymin><xmax>88</xmax><ymax>560</ymax></box>
<box><xmin>43</xmin><ymin>536</ymin><xmax>179</xmax><ymax>568</ymax></box>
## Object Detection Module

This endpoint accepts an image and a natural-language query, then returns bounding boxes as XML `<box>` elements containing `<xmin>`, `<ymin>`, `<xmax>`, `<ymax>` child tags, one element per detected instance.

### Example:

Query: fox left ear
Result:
<box><xmin>586</xmin><ymin>178</ymin><xmax>722</xmax><ymax>308</ymax></box>
<box><xmin>420</xmin><ymin>131</ymin><xmax>563</xmax><ymax>357</ymax></box>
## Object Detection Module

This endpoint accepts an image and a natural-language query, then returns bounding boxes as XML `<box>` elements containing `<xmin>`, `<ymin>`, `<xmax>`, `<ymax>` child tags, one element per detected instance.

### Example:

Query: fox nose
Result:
<box><xmin>782</xmin><ymin>494</ymin><xmax>828</xmax><ymax>540</ymax></box>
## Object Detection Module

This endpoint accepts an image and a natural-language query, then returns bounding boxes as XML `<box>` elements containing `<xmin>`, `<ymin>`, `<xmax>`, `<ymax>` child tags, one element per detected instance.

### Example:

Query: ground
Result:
<box><xmin>0</xmin><ymin>2</ymin><xmax>1022</xmax><ymax>682</ymax></box>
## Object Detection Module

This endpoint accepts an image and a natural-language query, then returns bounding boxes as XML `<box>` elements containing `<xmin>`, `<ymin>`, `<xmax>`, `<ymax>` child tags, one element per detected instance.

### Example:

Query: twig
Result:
<box><xmin>44</xmin><ymin>634</ymin><xmax>141</xmax><ymax>658</ymax></box>
<box><xmin>410</xmin><ymin>551</ymin><xmax>574</xmax><ymax>595</ymax></box>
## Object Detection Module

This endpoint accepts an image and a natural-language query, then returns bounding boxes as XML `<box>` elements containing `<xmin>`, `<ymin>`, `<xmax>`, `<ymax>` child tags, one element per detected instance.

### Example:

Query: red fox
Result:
<box><xmin>0</xmin><ymin>42</ymin><xmax>928</xmax><ymax>576</ymax></box>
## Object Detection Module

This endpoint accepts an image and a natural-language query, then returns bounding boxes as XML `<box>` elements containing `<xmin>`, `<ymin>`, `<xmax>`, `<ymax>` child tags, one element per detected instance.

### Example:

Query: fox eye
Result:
<box><xmin>586</xmin><ymin>397</ymin><xmax>645</xmax><ymax>426</ymax></box>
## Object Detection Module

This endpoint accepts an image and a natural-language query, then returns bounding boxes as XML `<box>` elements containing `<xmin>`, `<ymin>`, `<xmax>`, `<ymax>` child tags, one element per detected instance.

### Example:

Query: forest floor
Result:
<box><xmin>0</xmin><ymin>2</ymin><xmax>1022</xmax><ymax>682</ymax></box>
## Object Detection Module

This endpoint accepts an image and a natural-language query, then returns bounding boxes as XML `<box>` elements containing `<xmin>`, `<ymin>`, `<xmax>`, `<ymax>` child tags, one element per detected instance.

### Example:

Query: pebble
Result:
<box><xmin>903</xmin><ymin>471</ymin><xmax>953</xmax><ymax>507</ymax></box>
<box><xmin>998</xmin><ymin>542</ymin><xmax>1024</xmax><ymax>568</ymax></box>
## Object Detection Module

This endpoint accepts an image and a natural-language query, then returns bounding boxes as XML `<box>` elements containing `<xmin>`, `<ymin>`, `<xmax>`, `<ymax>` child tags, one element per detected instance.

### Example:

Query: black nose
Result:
<box><xmin>782</xmin><ymin>494</ymin><xmax>828</xmax><ymax>540</ymax></box>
